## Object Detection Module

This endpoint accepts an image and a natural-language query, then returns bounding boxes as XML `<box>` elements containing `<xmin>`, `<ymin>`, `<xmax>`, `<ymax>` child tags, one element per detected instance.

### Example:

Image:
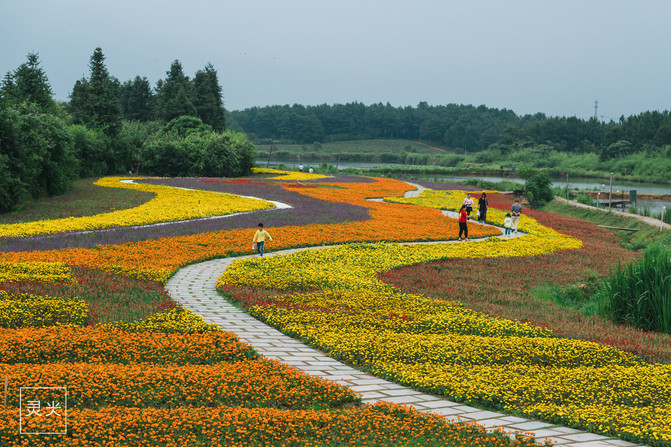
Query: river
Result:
<box><xmin>257</xmin><ymin>160</ymin><xmax>671</xmax><ymax>214</ymax></box>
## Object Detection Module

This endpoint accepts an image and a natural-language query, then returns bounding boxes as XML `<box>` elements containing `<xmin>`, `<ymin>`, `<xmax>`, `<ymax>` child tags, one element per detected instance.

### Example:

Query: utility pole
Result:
<box><xmin>609</xmin><ymin>172</ymin><xmax>613</xmax><ymax>211</ymax></box>
<box><xmin>594</xmin><ymin>100</ymin><xmax>598</xmax><ymax>120</ymax></box>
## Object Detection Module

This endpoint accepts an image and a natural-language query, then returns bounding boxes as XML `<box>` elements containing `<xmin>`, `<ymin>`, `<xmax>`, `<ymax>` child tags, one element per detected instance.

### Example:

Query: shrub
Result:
<box><xmin>526</xmin><ymin>172</ymin><xmax>554</xmax><ymax>206</ymax></box>
<box><xmin>600</xmin><ymin>245</ymin><xmax>671</xmax><ymax>335</ymax></box>
<box><xmin>141</xmin><ymin>121</ymin><xmax>256</xmax><ymax>177</ymax></box>
<box><xmin>576</xmin><ymin>194</ymin><xmax>594</xmax><ymax>206</ymax></box>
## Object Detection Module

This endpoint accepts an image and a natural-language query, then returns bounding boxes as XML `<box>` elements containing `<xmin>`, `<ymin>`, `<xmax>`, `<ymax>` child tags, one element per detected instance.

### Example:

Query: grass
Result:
<box><xmin>541</xmin><ymin>200</ymin><xmax>671</xmax><ymax>251</ymax></box>
<box><xmin>0</xmin><ymin>266</ymin><xmax>175</xmax><ymax>325</ymax></box>
<box><xmin>532</xmin><ymin>277</ymin><xmax>603</xmax><ymax>317</ymax></box>
<box><xmin>0</xmin><ymin>177</ymin><xmax>156</xmax><ymax>224</ymax></box>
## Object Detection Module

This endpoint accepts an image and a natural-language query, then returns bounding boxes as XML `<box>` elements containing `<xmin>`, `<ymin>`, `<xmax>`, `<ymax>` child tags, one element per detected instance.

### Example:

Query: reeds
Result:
<box><xmin>602</xmin><ymin>245</ymin><xmax>671</xmax><ymax>335</ymax></box>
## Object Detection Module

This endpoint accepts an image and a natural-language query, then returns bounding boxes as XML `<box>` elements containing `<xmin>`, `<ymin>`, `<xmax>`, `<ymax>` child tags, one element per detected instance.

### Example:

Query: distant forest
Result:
<box><xmin>2</xmin><ymin>49</ymin><xmax>671</xmax><ymax>212</ymax></box>
<box><xmin>227</xmin><ymin>103</ymin><xmax>671</xmax><ymax>161</ymax></box>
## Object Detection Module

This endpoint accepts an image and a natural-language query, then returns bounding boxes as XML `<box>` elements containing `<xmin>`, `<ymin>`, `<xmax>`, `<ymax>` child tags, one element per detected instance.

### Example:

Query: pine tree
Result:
<box><xmin>68</xmin><ymin>48</ymin><xmax>122</xmax><ymax>136</ymax></box>
<box><xmin>68</xmin><ymin>78</ymin><xmax>94</xmax><ymax>124</ymax></box>
<box><xmin>192</xmin><ymin>63</ymin><xmax>225</xmax><ymax>131</ymax></box>
<box><xmin>1</xmin><ymin>53</ymin><xmax>56</xmax><ymax>111</ymax></box>
<box><xmin>119</xmin><ymin>76</ymin><xmax>154</xmax><ymax>121</ymax></box>
<box><xmin>88</xmin><ymin>48</ymin><xmax>122</xmax><ymax>136</ymax></box>
<box><xmin>154</xmin><ymin>60</ymin><xmax>197</xmax><ymax>123</ymax></box>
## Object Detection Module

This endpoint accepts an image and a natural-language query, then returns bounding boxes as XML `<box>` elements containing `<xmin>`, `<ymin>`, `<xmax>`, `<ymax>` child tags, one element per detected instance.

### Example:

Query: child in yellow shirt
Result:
<box><xmin>252</xmin><ymin>223</ymin><xmax>273</xmax><ymax>256</ymax></box>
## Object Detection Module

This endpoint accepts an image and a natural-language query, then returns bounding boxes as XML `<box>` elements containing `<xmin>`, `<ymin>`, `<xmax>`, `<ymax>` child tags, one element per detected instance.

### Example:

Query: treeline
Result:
<box><xmin>0</xmin><ymin>50</ymin><xmax>254</xmax><ymax>213</ymax></box>
<box><xmin>228</xmin><ymin>102</ymin><xmax>671</xmax><ymax>160</ymax></box>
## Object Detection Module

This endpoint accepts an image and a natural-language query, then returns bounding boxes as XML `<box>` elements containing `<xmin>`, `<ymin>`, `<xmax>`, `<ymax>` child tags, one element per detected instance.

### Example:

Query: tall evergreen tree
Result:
<box><xmin>68</xmin><ymin>47</ymin><xmax>122</xmax><ymax>136</ymax></box>
<box><xmin>1</xmin><ymin>72</ymin><xmax>17</xmax><ymax>102</ymax></box>
<box><xmin>1</xmin><ymin>53</ymin><xmax>56</xmax><ymax>111</ymax></box>
<box><xmin>192</xmin><ymin>63</ymin><xmax>225</xmax><ymax>131</ymax></box>
<box><xmin>119</xmin><ymin>76</ymin><xmax>154</xmax><ymax>121</ymax></box>
<box><xmin>68</xmin><ymin>78</ymin><xmax>94</xmax><ymax>124</ymax></box>
<box><xmin>88</xmin><ymin>48</ymin><xmax>122</xmax><ymax>136</ymax></box>
<box><xmin>155</xmin><ymin>60</ymin><xmax>196</xmax><ymax>123</ymax></box>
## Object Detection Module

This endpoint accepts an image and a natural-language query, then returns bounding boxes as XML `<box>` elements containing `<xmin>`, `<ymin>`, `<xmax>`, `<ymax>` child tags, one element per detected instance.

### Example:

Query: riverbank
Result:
<box><xmin>555</xmin><ymin>197</ymin><xmax>671</xmax><ymax>229</ymax></box>
<box><xmin>544</xmin><ymin>198</ymin><xmax>671</xmax><ymax>251</ymax></box>
<box><xmin>571</xmin><ymin>190</ymin><xmax>671</xmax><ymax>201</ymax></box>
<box><xmin>258</xmin><ymin>160</ymin><xmax>671</xmax><ymax>187</ymax></box>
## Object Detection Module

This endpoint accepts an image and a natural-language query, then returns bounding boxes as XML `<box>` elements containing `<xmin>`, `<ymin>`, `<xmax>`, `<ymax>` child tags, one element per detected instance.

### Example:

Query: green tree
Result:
<box><xmin>1</xmin><ymin>53</ymin><xmax>56</xmax><ymax>112</ymax></box>
<box><xmin>192</xmin><ymin>63</ymin><xmax>225</xmax><ymax>131</ymax></box>
<box><xmin>0</xmin><ymin>102</ymin><xmax>78</xmax><ymax>211</ymax></box>
<box><xmin>526</xmin><ymin>172</ymin><xmax>554</xmax><ymax>206</ymax></box>
<box><xmin>119</xmin><ymin>76</ymin><xmax>154</xmax><ymax>121</ymax></box>
<box><xmin>155</xmin><ymin>60</ymin><xmax>197</xmax><ymax>123</ymax></box>
<box><xmin>161</xmin><ymin>115</ymin><xmax>212</xmax><ymax>138</ymax></box>
<box><xmin>68</xmin><ymin>48</ymin><xmax>122</xmax><ymax>137</ymax></box>
<box><xmin>88</xmin><ymin>48</ymin><xmax>122</xmax><ymax>136</ymax></box>
<box><xmin>69</xmin><ymin>125</ymin><xmax>110</xmax><ymax>177</ymax></box>
<box><xmin>68</xmin><ymin>78</ymin><xmax>94</xmax><ymax>125</ymax></box>
<box><xmin>141</xmin><ymin>118</ymin><xmax>255</xmax><ymax>177</ymax></box>
<box><xmin>600</xmin><ymin>140</ymin><xmax>633</xmax><ymax>161</ymax></box>
<box><xmin>0</xmin><ymin>100</ymin><xmax>25</xmax><ymax>211</ymax></box>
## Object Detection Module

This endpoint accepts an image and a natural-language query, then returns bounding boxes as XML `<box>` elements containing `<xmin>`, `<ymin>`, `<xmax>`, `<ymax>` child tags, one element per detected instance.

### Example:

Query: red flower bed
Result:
<box><xmin>284</xmin><ymin>183</ymin><xmax>317</xmax><ymax>188</ymax></box>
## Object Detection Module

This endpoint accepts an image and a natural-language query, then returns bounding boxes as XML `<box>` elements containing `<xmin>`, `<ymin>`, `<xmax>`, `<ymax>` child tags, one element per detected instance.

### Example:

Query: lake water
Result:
<box><xmin>257</xmin><ymin>160</ymin><xmax>671</xmax><ymax>214</ymax></box>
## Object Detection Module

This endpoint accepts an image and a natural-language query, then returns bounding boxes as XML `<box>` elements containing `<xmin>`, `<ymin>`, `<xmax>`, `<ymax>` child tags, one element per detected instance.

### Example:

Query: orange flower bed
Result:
<box><xmin>0</xmin><ymin>179</ymin><xmax>499</xmax><ymax>282</ymax></box>
<box><xmin>0</xmin><ymin>360</ymin><xmax>357</xmax><ymax>409</ymax></box>
<box><xmin>0</xmin><ymin>403</ymin><xmax>545</xmax><ymax>447</ymax></box>
<box><xmin>0</xmin><ymin>327</ymin><xmax>256</xmax><ymax>365</ymax></box>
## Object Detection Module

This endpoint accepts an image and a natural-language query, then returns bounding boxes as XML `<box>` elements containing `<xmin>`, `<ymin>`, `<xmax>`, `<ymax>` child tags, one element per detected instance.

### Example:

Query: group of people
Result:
<box><xmin>458</xmin><ymin>192</ymin><xmax>522</xmax><ymax>241</ymax></box>
<box><xmin>252</xmin><ymin>193</ymin><xmax>523</xmax><ymax>256</ymax></box>
<box><xmin>298</xmin><ymin>164</ymin><xmax>313</xmax><ymax>174</ymax></box>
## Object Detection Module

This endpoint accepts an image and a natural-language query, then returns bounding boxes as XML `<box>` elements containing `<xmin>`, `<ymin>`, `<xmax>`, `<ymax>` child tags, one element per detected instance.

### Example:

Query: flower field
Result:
<box><xmin>214</xmin><ymin>181</ymin><xmax>670</xmax><ymax>446</ymax></box>
<box><xmin>0</xmin><ymin>176</ymin><xmax>500</xmax><ymax>281</ymax></box>
<box><xmin>0</xmin><ymin>177</ymin><xmax>275</xmax><ymax>238</ymax></box>
<box><xmin>216</xmin><ymin>239</ymin><xmax>671</xmax><ymax>444</ymax></box>
<box><xmin>0</xmin><ymin>173</ymin><xmax>558</xmax><ymax>446</ymax></box>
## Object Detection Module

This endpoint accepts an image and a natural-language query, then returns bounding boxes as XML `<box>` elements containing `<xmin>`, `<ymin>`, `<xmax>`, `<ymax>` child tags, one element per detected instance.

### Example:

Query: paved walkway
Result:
<box><xmin>556</xmin><ymin>196</ymin><xmax>670</xmax><ymax>230</ymax></box>
<box><xmin>165</xmin><ymin>184</ymin><xmax>642</xmax><ymax>447</ymax></box>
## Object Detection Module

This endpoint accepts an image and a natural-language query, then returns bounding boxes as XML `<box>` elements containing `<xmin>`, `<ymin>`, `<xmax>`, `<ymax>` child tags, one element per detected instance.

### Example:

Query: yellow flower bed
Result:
<box><xmin>216</xmin><ymin>230</ymin><xmax>671</xmax><ymax>443</ymax></box>
<box><xmin>387</xmin><ymin>189</ymin><xmax>575</xmax><ymax>241</ymax></box>
<box><xmin>0</xmin><ymin>291</ymin><xmax>89</xmax><ymax>327</ymax></box>
<box><xmin>386</xmin><ymin>190</ymin><xmax>498</xmax><ymax>211</ymax></box>
<box><xmin>0</xmin><ymin>262</ymin><xmax>76</xmax><ymax>283</ymax></box>
<box><xmin>374</xmin><ymin>362</ymin><xmax>671</xmax><ymax>443</ymax></box>
<box><xmin>0</xmin><ymin>177</ymin><xmax>275</xmax><ymax>237</ymax></box>
<box><xmin>252</xmin><ymin>167</ymin><xmax>330</xmax><ymax>180</ymax></box>
<box><xmin>101</xmin><ymin>266</ymin><xmax>172</xmax><ymax>284</ymax></box>
<box><xmin>102</xmin><ymin>306</ymin><xmax>221</xmax><ymax>334</ymax></box>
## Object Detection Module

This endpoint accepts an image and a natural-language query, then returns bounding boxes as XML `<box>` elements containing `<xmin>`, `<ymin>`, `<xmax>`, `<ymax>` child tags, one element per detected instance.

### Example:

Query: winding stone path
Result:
<box><xmin>164</xmin><ymin>184</ymin><xmax>643</xmax><ymax>447</ymax></box>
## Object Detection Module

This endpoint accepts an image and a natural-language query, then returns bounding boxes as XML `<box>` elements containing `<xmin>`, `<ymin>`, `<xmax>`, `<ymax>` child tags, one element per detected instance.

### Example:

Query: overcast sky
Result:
<box><xmin>1</xmin><ymin>0</ymin><xmax>669</xmax><ymax>120</ymax></box>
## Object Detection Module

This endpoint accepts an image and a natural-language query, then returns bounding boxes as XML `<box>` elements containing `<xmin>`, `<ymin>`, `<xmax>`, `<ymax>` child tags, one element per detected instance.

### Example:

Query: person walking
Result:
<box><xmin>511</xmin><ymin>199</ymin><xmax>522</xmax><ymax>233</ymax></box>
<box><xmin>458</xmin><ymin>204</ymin><xmax>469</xmax><ymax>241</ymax></box>
<box><xmin>463</xmin><ymin>193</ymin><xmax>474</xmax><ymax>216</ymax></box>
<box><xmin>252</xmin><ymin>223</ymin><xmax>273</xmax><ymax>256</ymax></box>
<box><xmin>503</xmin><ymin>213</ymin><xmax>513</xmax><ymax>236</ymax></box>
<box><xmin>477</xmin><ymin>192</ymin><xmax>488</xmax><ymax>222</ymax></box>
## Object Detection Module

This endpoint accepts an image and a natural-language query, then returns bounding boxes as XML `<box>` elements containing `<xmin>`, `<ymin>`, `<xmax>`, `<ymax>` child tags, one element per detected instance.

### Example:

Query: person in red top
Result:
<box><xmin>458</xmin><ymin>204</ymin><xmax>469</xmax><ymax>241</ymax></box>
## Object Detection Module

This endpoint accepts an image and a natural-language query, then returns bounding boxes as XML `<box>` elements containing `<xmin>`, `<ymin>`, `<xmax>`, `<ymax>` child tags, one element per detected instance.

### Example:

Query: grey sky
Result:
<box><xmin>1</xmin><ymin>0</ymin><xmax>669</xmax><ymax>120</ymax></box>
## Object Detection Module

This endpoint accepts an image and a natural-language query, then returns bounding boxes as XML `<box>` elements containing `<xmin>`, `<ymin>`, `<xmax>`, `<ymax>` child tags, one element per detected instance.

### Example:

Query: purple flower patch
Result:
<box><xmin>1</xmin><ymin>176</ymin><xmax>371</xmax><ymax>253</ymax></box>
